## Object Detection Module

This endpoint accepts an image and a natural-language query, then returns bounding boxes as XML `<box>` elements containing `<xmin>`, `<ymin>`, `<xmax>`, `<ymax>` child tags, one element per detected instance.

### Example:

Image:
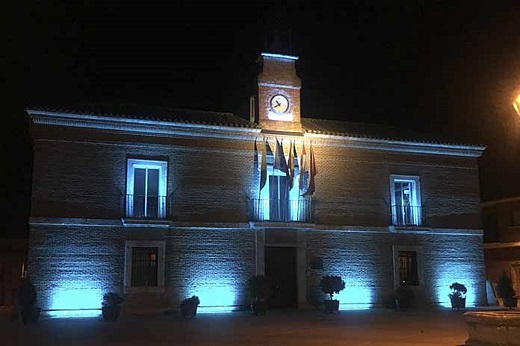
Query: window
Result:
<box><xmin>398</xmin><ymin>251</ymin><xmax>419</xmax><ymax>286</ymax></box>
<box><xmin>257</xmin><ymin>155</ymin><xmax>309</xmax><ymax>222</ymax></box>
<box><xmin>390</xmin><ymin>175</ymin><xmax>422</xmax><ymax>226</ymax></box>
<box><xmin>512</xmin><ymin>209</ymin><xmax>520</xmax><ymax>227</ymax></box>
<box><xmin>126</xmin><ymin>159</ymin><xmax>168</xmax><ymax>218</ymax></box>
<box><xmin>124</xmin><ymin>241</ymin><xmax>165</xmax><ymax>293</ymax></box>
<box><xmin>131</xmin><ymin>247</ymin><xmax>158</xmax><ymax>287</ymax></box>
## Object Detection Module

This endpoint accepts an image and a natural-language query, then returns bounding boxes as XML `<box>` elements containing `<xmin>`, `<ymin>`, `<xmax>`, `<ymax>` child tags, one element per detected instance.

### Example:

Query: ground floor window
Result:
<box><xmin>131</xmin><ymin>247</ymin><xmax>158</xmax><ymax>287</ymax></box>
<box><xmin>124</xmin><ymin>241</ymin><xmax>165</xmax><ymax>293</ymax></box>
<box><xmin>398</xmin><ymin>251</ymin><xmax>419</xmax><ymax>286</ymax></box>
<box><xmin>393</xmin><ymin>245</ymin><xmax>422</xmax><ymax>288</ymax></box>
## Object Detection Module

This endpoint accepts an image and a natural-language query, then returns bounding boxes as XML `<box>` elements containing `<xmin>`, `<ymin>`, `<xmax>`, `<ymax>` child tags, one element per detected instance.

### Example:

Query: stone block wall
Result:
<box><xmin>305</xmin><ymin>228</ymin><xmax>487</xmax><ymax>308</ymax></box>
<box><xmin>27</xmin><ymin>223</ymin><xmax>255</xmax><ymax>311</ymax></box>
<box><xmin>31</xmin><ymin>124</ymin><xmax>482</xmax><ymax>230</ymax></box>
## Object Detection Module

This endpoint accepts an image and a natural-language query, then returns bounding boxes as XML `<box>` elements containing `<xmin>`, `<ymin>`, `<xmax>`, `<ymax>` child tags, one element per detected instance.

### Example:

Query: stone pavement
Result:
<box><xmin>0</xmin><ymin>308</ymin><xmax>475</xmax><ymax>346</ymax></box>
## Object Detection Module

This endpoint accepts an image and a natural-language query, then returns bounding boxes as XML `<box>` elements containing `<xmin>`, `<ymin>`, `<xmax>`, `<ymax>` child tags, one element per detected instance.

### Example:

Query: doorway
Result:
<box><xmin>265</xmin><ymin>246</ymin><xmax>297</xmax><ymax>309</ymax></box>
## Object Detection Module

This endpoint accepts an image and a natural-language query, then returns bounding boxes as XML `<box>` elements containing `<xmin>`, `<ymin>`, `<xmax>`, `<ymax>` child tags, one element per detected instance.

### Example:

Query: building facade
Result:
<box><xmin>481</xmin><ymin>197</ymin><xmax>520</xmax><ymax>304</ymax></box>
<box><xmin>26</xmin><ymin>52</ymin><xmax>487</xmax><ymax>316</ymax></box>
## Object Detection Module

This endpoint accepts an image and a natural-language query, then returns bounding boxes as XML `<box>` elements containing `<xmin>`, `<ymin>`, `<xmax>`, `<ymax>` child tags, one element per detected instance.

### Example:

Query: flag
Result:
<box><xmin>292</xmin><ymin>141</ymin><xmax>298</xmax><ymax>189</ymax></box>
<box><xmin>259</xmin><ymin>138</ymin><xmax>268</xmax><ymax>191</ymax></box>
<box><xmin>288</xmin><ymin>140</ymin><xmax>294</xmax><ymax>188</ymax></box>
<box><xmin>273</xmin><ymin>138</ymin><xmax>289</xmax><ymax>177</ymax></box>
<box><xmin>299</xmin><ymin>142</ymin><xmax>307</xmax><ymax>190</ymax></box>
<box><xmin>253</xmin><ymin>138</ymin><xmax>258</xmax><ymax>170</ymax></box>
<box><xmin>302</xmin><ymin>142</ymin><xmax>317</xmax><ymax>196</ymax></box>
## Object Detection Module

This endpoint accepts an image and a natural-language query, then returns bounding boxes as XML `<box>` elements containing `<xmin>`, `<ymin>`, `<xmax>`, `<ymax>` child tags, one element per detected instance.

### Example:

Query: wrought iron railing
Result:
<box><xmin>126</xmin><ymin>194</ymin><xmax>167</xmax><ymax>219</ymax></box>
<box><xmin>249</xmin><ymin>198</ymin><xmax>314</xmax><ymax>223</ymax></box>
<box><xmin>390</xmin><ymin>204</ymin><xmax>423</xmax><ymax>226</ymax></box>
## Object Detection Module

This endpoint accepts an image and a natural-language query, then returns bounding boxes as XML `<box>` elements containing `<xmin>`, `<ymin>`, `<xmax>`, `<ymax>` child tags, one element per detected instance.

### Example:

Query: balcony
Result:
<box><xmin>126</xmin><ymin>194</ymin><xmax>167</xmax><ymax>219</ymax></box>
<box><xmin>390</xmin><ymin>204</ymin><xmax>424</xmax><ymax>226</ymax></box>
<box><xmin>249</xmin><ymin>198</ymin><xmax>314</xmax><ymax>223</ymax></box>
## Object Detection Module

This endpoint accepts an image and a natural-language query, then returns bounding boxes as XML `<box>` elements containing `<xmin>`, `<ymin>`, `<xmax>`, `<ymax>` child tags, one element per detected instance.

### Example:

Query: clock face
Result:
<box><xmin>270</xmin><ymin>94</ymin><xmax>289</xmax><ymax>114</ymax></box>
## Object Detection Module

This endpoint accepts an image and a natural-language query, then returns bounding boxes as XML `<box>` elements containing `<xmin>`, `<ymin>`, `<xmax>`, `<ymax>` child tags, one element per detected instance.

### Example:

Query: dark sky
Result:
<box><xmin>3</xmin><ymin>1</ymin><xmax>520</xmax><ymax>236</ymax></box>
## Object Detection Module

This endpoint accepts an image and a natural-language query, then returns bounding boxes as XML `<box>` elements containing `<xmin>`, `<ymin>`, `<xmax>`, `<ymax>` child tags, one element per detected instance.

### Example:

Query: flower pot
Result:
<box><xmin>102</xmin><ymin>306</ymin><xmax>120</xmax><ymax>322</ymax></box>
<box><xmin>503</xmin><ymin>297</ymin><xmax>518</xmax><ymax>308</ymax></box>
<box><xmin>450</xmin><ymin>296</ymin><xmax>466</xmax><ymax>309</ymax></box>
<box><xmin>251</xmin><ymin>299</ymin><xmax>267</xmax><ymax>316</ymax></box>
<box><xmin>180</xmin><ymin>302</ymin><xmax>198</xmax><ymax>318</ymax></box>
<box><xmin>324</xmin><ymin>299</ymin><xmax>340</xmax><ymax>314</ymax></box>
<box><xmin>21</xmin><ymin>306</ymin><xmax>40</xmax><ymax>325</ymax></box>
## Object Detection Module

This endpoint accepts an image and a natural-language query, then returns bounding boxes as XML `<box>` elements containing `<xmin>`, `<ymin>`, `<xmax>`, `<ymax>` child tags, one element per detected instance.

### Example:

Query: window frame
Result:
<box><xmin>392</xmin><ymin>245</ymin><xmax>423</xmax><ymax>288</ymax></box>
<box><xmin>126</xmin><ymin>159</ymin><xmax>168</xmax><ymax>218</ymax></box>
<box><xmin>389</xmin><ymin>174</ymin><xmax>422</xmax><ymax>226</ymax></box>
<box><xmin>124</xmin><ymin>240</ymin><xmax>165</xmax><ymax>294</ymax></box>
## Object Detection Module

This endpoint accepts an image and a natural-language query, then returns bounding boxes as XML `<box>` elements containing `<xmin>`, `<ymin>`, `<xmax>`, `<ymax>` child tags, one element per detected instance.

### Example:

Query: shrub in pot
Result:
<box><xmin>319</xmin><ymin>275</ymin><xmax>345</xmax><ymax>314</ymax></box>
<box><xmin>448</xmin><ymin>282</ymin><xmax>467</xmax><ymax>309</ymax></box>
<box><xmin>247</xmin><ymin>275</ymin><xmax>271</xmax><ymax>316</ymax></box>
<box><xmin>180</xmin><ymin>295</ymin><xmax>200</xmax><ymax>318</ymax></box>
<box><xmin>18</xmin><ymin>277</ymin><xmax>40</xmax><ymax>324</ymax></box>
<box><xmin>496</xmin><ymin>271</ymin><xmax>517</xmax><ymax>308</ymax></box>
<box><xmin>102</xmin><ymin>292</ymin><xmax>124</xmax><ymax>322</ymax></box>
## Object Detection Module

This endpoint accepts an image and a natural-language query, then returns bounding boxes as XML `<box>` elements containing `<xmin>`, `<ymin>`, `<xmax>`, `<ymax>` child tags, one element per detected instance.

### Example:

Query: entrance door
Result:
<box><xmin>265</xmin><ymin>246</ymin><xmax>297</xmax><ymax>309</ymax></box>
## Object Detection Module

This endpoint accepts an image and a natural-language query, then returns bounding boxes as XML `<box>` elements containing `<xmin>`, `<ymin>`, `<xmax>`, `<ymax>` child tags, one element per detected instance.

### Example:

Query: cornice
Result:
<box><xmin>26</xmin><ymin>108</ymin><xmax>485</xmax><ymax>157</ymax></box>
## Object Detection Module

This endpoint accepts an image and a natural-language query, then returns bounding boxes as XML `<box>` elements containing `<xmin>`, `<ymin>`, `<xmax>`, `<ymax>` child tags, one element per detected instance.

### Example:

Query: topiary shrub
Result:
<box><xmin>319</xmin><ymin>275</ymin><xmax>345</xmax><ymax>314</ymax></box>
<box><xmin>319</xmin><ymin>275</ymin><xmax>345</xmax><ymax>301</ymax></box>
<box><xmin>496</xmin><ymin>271</ymin><xmax>517</xmax><ymax>308</ymax></box>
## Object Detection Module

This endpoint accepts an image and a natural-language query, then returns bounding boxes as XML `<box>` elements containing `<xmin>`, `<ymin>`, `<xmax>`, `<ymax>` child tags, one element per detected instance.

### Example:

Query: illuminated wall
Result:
<box><xmin>27</xmin><ymin>224</ymin><xmax>125</xmax><ymax>317</ymax></box>
<box><xmin>426</xmin><ymin>233</ymin><xmax>487</xmax><ymax>307</ymax></box>
<box><xmin>306</xmin><ymin>230</ymin><xmax>389</xmax><ymax>310</ymax></box>
<box><xmin>28</xmin><ymin>224</ymin><xmax>256</xmax><ymax>316</ymax></box>
<box><xmin>305</xmin><ymin>228</ymin><xmax>487</xmax><ymax>309</ymax></box>
<box><xmin>168</xmin><ymin>228</ymin><xmax>255</xmax><ymax>312</ymax></box>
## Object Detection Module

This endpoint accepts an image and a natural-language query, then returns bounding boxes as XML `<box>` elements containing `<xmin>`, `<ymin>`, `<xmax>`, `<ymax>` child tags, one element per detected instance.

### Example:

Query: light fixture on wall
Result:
<box><xmin>513</xmin><ymin>93</ymin><xmax>520</xmax><ymax>117</ymax></box>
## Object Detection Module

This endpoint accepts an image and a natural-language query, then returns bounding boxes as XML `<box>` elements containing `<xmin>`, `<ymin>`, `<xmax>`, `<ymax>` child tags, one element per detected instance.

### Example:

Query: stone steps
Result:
<box><xmin>122</xmin><ymin>293</ymin><xmax>172</xmax><ymax>315</ymax></box>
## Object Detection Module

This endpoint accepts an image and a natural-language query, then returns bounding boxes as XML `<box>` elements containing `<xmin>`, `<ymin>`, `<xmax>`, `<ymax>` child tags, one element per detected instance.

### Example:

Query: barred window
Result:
<box><xmin>131</xmin><ymin>247</ymin><xmax>158</xmax><ymax>287</ymax></box>
<box><xmin>398</xmin><ymin>251</ymin><xmax>419</xmax><ymax>286</ymax></box>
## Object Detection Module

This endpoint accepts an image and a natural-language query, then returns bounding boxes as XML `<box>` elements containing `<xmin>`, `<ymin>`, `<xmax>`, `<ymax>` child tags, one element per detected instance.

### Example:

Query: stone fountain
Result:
<box><xmin>465</xmin><ymin>310</ymin><xmax>520</xmax><ymax>345</ymax></box>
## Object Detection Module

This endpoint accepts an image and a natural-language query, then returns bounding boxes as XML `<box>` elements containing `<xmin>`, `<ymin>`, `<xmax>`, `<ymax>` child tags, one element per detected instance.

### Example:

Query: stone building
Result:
<box><xmin>481</xmin><ymin>197</ymin><xmax>520</xmax><ymax>305</ymax></box>
<box><xmin>25</xmin><ymin>52</ymin><xmax>487</xmax><ymax>316</ymax></box>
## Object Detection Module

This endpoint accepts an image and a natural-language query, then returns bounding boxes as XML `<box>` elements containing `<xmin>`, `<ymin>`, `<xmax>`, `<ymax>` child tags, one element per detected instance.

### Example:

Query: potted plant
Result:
<box><xmin>319</xmin><ymin>275</ymin><xmax>345</xmax><ymax>314</ymax></box>
<box><xmin>101</xmin><ymin>292</ymin><xmax>124</xmax><ymax>322</ymax></box>
<box><xmin>394</xmin><ymin>286</ymin><xmax>414</xmax><ymax>310</ymax></box>
<box><xmin>18</xmin><ymin>277</ymin><xmax>40</xmax><ymax>324</ymax></box>
<box><xmin>448</xmin><ymin>282</ymin><xmax>467</xmax><ymax>309</ymax></box>
<box><xmin>180</xmin><ymin>295</ymin><xmax>200</xmax><ymax>318</ymax></box>
<box><xmin>247</xmin><ymin>275</ymin><xmax>271</xmax><ymax>316</ymax></box>
<box><xmin>496</xmin><ymin>271</ymin><xmax>517</xmax><ymax>308</ymax></box>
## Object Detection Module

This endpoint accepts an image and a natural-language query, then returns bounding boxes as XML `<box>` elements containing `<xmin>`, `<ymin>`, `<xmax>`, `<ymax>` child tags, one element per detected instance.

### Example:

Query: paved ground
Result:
<box><xmin>0</xmin><ymin>308</ymin><xmax>476</xmax><ymax>346</ymax></box>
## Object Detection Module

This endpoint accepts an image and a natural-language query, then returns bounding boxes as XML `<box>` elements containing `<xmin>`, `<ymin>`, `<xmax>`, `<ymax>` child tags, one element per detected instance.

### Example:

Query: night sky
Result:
<box><xmin>3</xmin><ymin>1</ymin><xmax>520</xmax><ymax>237</ymax></box>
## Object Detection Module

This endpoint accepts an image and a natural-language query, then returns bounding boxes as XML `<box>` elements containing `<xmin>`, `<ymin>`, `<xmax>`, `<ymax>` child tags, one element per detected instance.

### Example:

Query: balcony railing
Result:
<box><xmin>126</xmin><ymin>194</ymin><xmax>167</xmax><ymax>219</ymax></box>
<box><xmin>390</xmin><ymin>204</ymin><xmax>423</xmax><ymax>226</ymax></box>
<box><xmin>249</xmin><ymin>198</ymin><xmax>314</xmax><ymax>223</ymax></box>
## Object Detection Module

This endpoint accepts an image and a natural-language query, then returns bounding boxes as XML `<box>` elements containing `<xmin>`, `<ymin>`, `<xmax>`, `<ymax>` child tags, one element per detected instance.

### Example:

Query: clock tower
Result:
<box><xmin>256</xmin><ymin>52</ymin><xmax>303</xmax><ymax>134</ymax></box>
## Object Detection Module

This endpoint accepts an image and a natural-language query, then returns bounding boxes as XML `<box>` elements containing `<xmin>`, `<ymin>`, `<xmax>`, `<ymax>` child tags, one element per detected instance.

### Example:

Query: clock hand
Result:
<box><xmin>275</xmin><ymin>101</ymin><xmax>281</xmax><ymax>107</ymax></box>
